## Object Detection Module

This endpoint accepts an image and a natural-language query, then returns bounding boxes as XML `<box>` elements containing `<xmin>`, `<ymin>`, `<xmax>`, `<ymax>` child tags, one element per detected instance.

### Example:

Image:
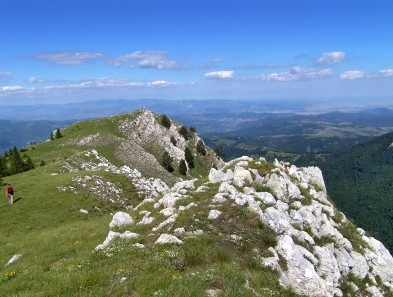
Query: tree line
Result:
<box><xmin>0</xmin><ymin>146</ymin><xmax>35</xmax><ymax>177</ymax></box>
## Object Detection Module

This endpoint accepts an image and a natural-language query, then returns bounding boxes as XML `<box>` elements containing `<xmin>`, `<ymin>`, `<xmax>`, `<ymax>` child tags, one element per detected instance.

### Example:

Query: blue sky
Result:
<box><xmin>1</xmin><ymin>0</ymin><xmax>393</xmax><ymax>105</ymax></box>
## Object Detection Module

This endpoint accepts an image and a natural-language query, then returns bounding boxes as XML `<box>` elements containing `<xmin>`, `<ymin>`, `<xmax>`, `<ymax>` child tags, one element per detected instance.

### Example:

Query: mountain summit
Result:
<box><xmin>1</xmin><ymin>109</ymin><xmax>393</xmax><ymax>296</ymax></box>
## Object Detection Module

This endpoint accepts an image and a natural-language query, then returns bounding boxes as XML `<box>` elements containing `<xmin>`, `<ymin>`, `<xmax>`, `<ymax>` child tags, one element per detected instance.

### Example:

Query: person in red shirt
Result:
<box><xmin>6</xmin><ymin>184</ymin><xmax>14</xmax><ymax>204</ymax></box>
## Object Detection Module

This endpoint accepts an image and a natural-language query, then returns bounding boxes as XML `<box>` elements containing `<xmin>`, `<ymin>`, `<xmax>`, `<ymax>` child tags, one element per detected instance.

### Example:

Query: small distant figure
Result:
<box><xmin>283</xmin><ymin>162</ymin><xmax>291</xmax><ymax>172</ymax></box>
<box><xmin>6</xmin><ymin>184</ymin><xmax>14</xmax><ymax>204</ymax></box>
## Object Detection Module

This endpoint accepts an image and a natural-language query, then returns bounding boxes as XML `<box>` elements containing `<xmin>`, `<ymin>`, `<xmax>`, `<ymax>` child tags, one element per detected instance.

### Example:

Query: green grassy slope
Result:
<box><xmin>0</xmin><ymin>110</ymin><xmax>300</xmax><ymax>296</ymax></box>
<box><xmin>0</xmin><ymin>159</ymin><xmax>299</xmax><ymax>296</ymax></box>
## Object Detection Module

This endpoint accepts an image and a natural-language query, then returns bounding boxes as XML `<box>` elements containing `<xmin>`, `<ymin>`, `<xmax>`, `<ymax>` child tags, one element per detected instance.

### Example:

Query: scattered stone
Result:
<box><xmin>206</xmin><ymin>288</ymin><xmax>222</xmax><ymax>297</ymax></box>
<box><xmin>208</xmin><ymin>209</ymin><xmax>222</xmax><ymax>219</ymax></box>
<box><xmin>109</xmin><ymin>212</ymin><xmax>134</xmax><ymax>229</ymax></box>
<box><xmin>4</xmin><ymin>254</ymin><xmax>22</xmax><ymax>267</ymax></box>
<box><xmin>79</xmin><ymin>209</ymin><xmax>89</xmax><ymax>215</ymax></box>
<box><xmin>155</xmin><ymin>234</ymin><xmax>183</xmax><ymax>245</ymax></box>
<box><xmin>95</xmin><ymin>231</ymin><xmax>139</xmax><ymax>251</ymax></box>
<box><xmin>137</xmin><ymin>216</ymin><xmax>155</xmax><ymax>225</ymax></box>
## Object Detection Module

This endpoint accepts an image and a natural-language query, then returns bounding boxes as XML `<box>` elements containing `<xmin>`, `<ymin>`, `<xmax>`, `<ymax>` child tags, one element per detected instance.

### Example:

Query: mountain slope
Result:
<box><xmin>25</xmin><ymin>109</ymin><xmax>222</xmax><ymax>187</ymax></box>
<box><xmin>1</xmin><ymin>110</ymin><xmax>393</xmax><ymax>297</ymax></box>
<box><xmin>320</xmin><ymin>131</ymin><xmax>393</xmax><ymax>252</ymax></box>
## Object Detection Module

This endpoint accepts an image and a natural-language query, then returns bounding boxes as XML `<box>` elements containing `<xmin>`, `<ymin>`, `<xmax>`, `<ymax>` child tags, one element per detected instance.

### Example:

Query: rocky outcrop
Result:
<box><xmin>93</xmin><ymin>154</ymin><xmax>393</xmax><ymax>296</ymax></box>
<box><xmin>205</xmin><ymin>157</ymin><xmax>393</xmax><ymax>297</ymax></box>
<box><xmin>115</xmin><ymin>109</ymin><xmax>223</xmax><ymax>186</ymax></box>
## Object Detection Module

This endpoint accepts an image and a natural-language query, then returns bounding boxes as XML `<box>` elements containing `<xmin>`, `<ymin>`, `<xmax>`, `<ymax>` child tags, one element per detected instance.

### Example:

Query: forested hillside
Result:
<box><xmin>319</xmin><ymin>132</ymin><xmax>393</xmax><ymax>252</ymax></box>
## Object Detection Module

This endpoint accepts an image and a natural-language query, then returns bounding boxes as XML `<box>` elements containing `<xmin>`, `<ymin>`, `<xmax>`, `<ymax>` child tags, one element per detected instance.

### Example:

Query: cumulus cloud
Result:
<box><xmin>204</xmin><ymin>70</ymin><xmax>234</xmax><ymax>79</ymax></box>
<box><xmin>109</xmin><ymin>51</ymin><xmax>179</xmax><ymax>69</ymax></box>
<box><xmin>0</xmin><ymin>85</ymin><xmax>35</xmax><ymax>97</ymax></box>
<box><xmin>379</xmin><ymin>69</ymin><xmax>393</xmax><ymax>77</ymax></box>
<box><xmin>33</xmin><ymin>51</ymin><xmax>104</xmax><ymax>65</ymax></box>
<box><xmin>339</xmin><ymin>70</ymin><xmax>366</xmax><ymax>80</ymax></box>
<box><xmin>1</xmin><ymin>86</ymin><xmax>24</xmax><ymax>91</ymax></box>
<box><xmin>259</xmin><ymin>66</ymin><xmax>333</xmax><ymax>81</ymax></box>
<box><xmin>316</xmin><ymin>51</ymin><xmax>347</xmax><ymax>65</ymax></box>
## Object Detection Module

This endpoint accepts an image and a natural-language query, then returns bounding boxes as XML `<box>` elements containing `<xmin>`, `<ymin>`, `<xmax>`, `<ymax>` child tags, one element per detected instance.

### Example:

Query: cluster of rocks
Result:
<box><xmin>59</xmin><ymin>150</ymin><xmax>169</xmax><ymax>202</ymax></box>
<box><xmin>212</xmin><ymin>157</ymin><xmax>393</xmax><ymax>296</ymax></box>
<box><xmin>95</xmin><ymin>155</ymin><xmax>393</xmax><ymax>297</ymax></box>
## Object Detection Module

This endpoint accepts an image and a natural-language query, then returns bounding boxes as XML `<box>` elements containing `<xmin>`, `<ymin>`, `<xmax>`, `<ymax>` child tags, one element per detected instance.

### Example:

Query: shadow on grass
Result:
<box><xmin>13</xmin><ymin>197</ymin><xmax>22</xmax><ymax>203</ymax></box>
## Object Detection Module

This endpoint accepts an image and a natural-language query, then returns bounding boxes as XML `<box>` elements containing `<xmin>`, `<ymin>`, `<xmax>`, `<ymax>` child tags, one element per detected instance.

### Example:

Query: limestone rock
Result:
<box><xmin>155</xmin><ymin>234</ymin><xmax>183</xmax><ymax>245</ymax></box>
<box><xmin>208</xmin><ymin>209</ymin><xmax>222</xmax><ymax>220</ymax></box>
<box><xmin>95</xmin><ymin>231</ymin><xmax>138</xmax><ymax>251</ymax></box>
<box><xmin>262</xmin><ymin>207</ymin><xmax>291</xmax><ymax>235</ymax></box>
<box><xmin>4</xmin><ymin>254</ymin><xmax>22</xmax><ymax>267</ymax></box>
<box><xmin>254</xmin><ymin>191</ymin><xmax>276</xmax><ymax>206</ymax></box>
<box><xmin>109</xmin><ymin>211</ymin><xmax>134</xmax><ymax>229</ymax></box>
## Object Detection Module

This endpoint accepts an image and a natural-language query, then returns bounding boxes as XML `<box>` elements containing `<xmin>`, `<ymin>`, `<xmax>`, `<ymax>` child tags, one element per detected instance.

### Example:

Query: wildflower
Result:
<box><xmin>5</xmin><ymin>271</ymin><xmax>16</xmax><ymax>279</ymax></box>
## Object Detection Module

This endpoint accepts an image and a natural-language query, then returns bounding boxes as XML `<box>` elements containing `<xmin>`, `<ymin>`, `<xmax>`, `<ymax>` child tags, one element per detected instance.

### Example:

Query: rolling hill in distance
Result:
<box><xmin>1</xmin><ymin>98</ymin><xmax>393</xmax><ymax>154</ymax></box>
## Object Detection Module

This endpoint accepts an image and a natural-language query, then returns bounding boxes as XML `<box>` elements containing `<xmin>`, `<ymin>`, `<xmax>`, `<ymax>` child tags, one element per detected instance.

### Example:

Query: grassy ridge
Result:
<box><xmin>0</xmin><ymin>110</ymin><xmax>301</xmax><ymax>296</ymax></box>
<box><xmin>0</xmin><ymin>166</ymin><xmax>300</xmax><ymax>296</ymax></box>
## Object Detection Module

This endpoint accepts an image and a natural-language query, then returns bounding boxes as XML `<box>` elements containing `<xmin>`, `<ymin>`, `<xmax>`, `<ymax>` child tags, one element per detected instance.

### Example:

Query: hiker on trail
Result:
<box><xmin>6</xmin><ymin>184</ymin><xmax>14</xmax><ymax>204</ymax></box>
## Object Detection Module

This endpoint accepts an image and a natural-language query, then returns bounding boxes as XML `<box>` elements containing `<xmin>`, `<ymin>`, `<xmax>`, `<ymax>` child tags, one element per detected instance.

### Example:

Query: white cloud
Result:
<box><xmin>316</xmin><ymin>51</ymin><xmax>347</xmax><ymax>65</ymax></box>
<box><xmin>0</xmin><ymin>85</ymin><xmax>35</xmax><ymax>97</ymax></box>
<box><xmin>259</xmin><ymin>66</ymin><xmax>333</xmax><ymax>81</ymax></box>
<box><xmin>34</xmin><ymin>51</ymin><xmax>104</xmax><ymax>65</ymax></box>
<box><xmin>43</xmin><ymin>78</ymin><xmax>178</xmax><ymax>91</ymax></box>
<box><xmin>148</xmin><ymin>80</ymin><xmax>177</xmax><ymax>87</ymax></box>
<box><xmin>204</xmin><ymin>70</ymin><xmax>234</xmax><ymax>79</ymax></box>
<box><xmin>340</xmin><ymin>70</ymin><xmax>366</xmax><ymax>80</ymax></box>
<box><xmin>1</xmin><ymin>86</ymin><xmax>24</xmax><ymax>91</ymax></box>
<box><xmin>27</xmin><ymin>77</ymin><xmax>47</xmax><ymax>83</ymax></box>
<box><xmin>379</xmin><ymin>69</ymin><xmax>393</xmax><ymax>77</ymax></box>
<box><xmin>109</xmin><ymin>51</ymin><xmax>179</xmax><ymax>69</ymax></box>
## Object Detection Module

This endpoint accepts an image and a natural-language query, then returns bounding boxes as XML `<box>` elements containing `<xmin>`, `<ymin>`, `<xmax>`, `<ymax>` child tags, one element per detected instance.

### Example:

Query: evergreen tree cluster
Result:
<box><xmin>196</xmin><ymin>140</ymin><xmax>207</xmax><ymax>155</ymax></box>
<box><xmin>0</xmin><ymin>146</ymin><xmax>35</xmax><ymax>177</ymax></box>
<box><xmin>178</xmin><ymin>125</ymin><xmax>196</xmax><ymax>140</ymax></box>
<box><xmin>161</xmin><ymin>146</ymin><xmax>199</xmax><ymax>176</ymax></box>
<box><xmin>50</xmin><ymin>128</ymin><xmax>63</xmax><ymax>141</ymax></box>
<box><xmin>161</xmin><ymin>151</ymin><xmax>174</xmax><ymax>172</ymax></box>
<box><xmin>161</xmin><ymin>115</ymin><xmax>171</xmax><ymax>129</ymax></box>
<box><xmin>319</xmin><ymin>132</ymin><xmax>393</xmax><ymax>252</ymax></box>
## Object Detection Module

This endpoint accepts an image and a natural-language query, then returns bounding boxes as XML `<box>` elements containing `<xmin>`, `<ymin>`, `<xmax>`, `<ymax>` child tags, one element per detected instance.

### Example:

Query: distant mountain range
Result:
<box><xmin>1</xmin><ymin>99</ymin><xmax>393</xmax><ymax>154</ymax></box>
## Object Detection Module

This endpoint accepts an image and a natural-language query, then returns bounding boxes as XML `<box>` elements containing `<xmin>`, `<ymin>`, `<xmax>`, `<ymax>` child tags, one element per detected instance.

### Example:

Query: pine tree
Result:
<box><xmin>214</xmin><ymin>146</ymin><xmax>225</xmax><ymax>159</ymax></box>
<box><xmin>179</xmin><ymin>126</ymin><xmax>189</xmax><ymax>140</ymax></box>
<box><xmin>10</xmin><ymin>147</ymin><xmax>24</xmax><ymax>175</ymax></box>
<box><xmin>40</xmin><ymin>159</ymin><xmax>46</xmax><ymax>167</ymax></box>
<box><xmin>161</xmin><ymin>151</ymin><xmax>174</xmax><ymax>172</ymax></box>
<box><xmin>23</xmin><ymin>154</ymin><xmax>35</xmax><ymax>171</ymax></box>
<box><xmin>161</xmin><ymin>115</ymin><xmax>171</xmax><ymax>129</ymax></box>
<box><xmin>55</xmin><ymin>128</ymin><xmax>63</xmax><ymax>139</ymax></box>
<box><xmin>0</xmin><ymin>156</ymin><xmax>8</xmax><ymax>177</ymax></box>
<box><xmin>197</xmin><ymin>139</ymin><xmax>207</xmax><ymax>155</ymax></box>
<box><xmin>184</xmin><ymin>147</ymin><xmax>194</xmax><ymax>168</ymax></box>
<box><xmin>50</xmin><ymin>131</ymin><xmax>54</xmax><ymax>141</ymax></box>
<box><xmin>170</xmin><ymin>136</ymin><xmax>177</xmax><ymax>146</ymax></box>
<box><xmin>178</xmin><ymin>159</ymin><xmax>187</xmax><ymax>175</ymax></box>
